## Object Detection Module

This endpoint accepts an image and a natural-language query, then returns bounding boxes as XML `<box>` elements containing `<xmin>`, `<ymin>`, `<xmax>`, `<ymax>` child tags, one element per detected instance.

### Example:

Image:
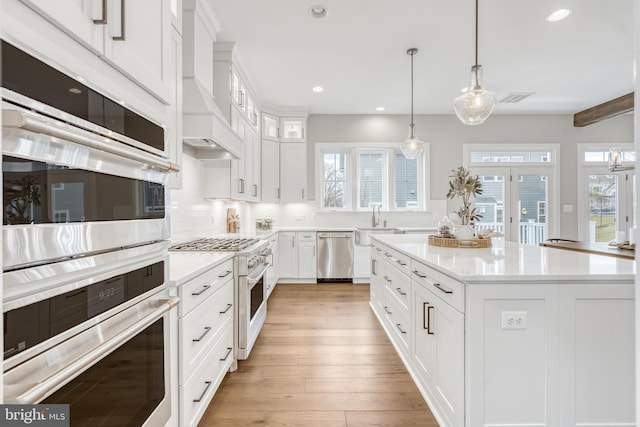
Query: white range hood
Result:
<box><xmin>182</xmin><ymin>0</ymin><xmax>242</xmax><ymax>160</ymax></box>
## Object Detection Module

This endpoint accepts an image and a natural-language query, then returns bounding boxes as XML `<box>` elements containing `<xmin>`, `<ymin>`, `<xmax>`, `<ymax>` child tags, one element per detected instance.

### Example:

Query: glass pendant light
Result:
<box><xmin>401</xmin><ymin>48</ymin><xmax>424</xmax><ymax>159</ymax></box>
<box><xmin>453</xmin><ymin>0</ymin><xmax>496</xmax><ymax>125</ymax></box>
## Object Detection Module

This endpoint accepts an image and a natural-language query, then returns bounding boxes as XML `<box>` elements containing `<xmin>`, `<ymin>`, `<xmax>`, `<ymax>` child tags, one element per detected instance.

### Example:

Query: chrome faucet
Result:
<box><xmin>371</xmin><ymin>204</ymin><xmax>381</xmax><ymax>227</ymax></box>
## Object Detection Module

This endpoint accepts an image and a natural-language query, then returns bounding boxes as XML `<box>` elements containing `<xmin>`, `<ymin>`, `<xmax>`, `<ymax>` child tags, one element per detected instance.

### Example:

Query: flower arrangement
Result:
<box><xmin>446</xmin><ymin>166</ymin><xmax>483</xmax><ymax>225</ymax></box>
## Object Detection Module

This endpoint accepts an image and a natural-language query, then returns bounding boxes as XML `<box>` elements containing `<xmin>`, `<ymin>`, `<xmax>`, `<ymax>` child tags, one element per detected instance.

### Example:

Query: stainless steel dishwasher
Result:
<box><xmin>317</xmin><ymin>231</ymin><xmax>354</xmax><ymax>283</ymax></box>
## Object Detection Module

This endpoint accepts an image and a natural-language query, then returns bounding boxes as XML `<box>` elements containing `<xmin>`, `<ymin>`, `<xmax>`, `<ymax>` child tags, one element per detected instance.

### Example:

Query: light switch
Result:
<box><xmin>563</xmin><ymin>204</ymin><xmax>573</xmax><ymax>213</ymax></box>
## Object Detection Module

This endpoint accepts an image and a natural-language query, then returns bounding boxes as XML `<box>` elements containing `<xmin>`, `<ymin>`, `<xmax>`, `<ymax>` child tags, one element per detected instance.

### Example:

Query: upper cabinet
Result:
<box><xmin>262</xmin><ymin>113</ymin><xmax>280</xmax><ymax>141</ymax></box>
<box><xmin>20</xmin><ymin>0</ymin><xmax>172</xmax><ymax>103</ymax></box>
<box><xmin>280</xmin><ymin>117</ymin><xmax>306</xmax><ymax>142</ymax></box>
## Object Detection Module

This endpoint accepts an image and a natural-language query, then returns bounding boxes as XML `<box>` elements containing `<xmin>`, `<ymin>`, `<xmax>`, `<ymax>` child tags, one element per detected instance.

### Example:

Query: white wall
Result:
<box><xmin>308</xmin><ymin>113</ymin><xmax>634</xmax><ymax>239</ymax></box>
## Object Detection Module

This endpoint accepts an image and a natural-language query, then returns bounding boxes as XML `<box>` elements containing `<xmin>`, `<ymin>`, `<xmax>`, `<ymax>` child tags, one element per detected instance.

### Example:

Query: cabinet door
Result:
<box><xmin>104</xmin><ymin>0</ymin><xmax>171</xmax><ymax>102</ymax></box>
<box><xmin>249</xmin><ymin>128</ymin><xmax>261</xmax><ymax>201</ymax></box>
<box><xmin>353</xmin><ymin>245</ymin><xmax>372</xmax><ymax>279</ymax></box>
<box><xmin>277</xmin><ymin>232</ymin><xmax>298</xmax><ymax>278</ymax></box>
<box><xmin>168</xmin><ymin>27</ymin><xmax>183</xmax><ymax>189</ymax></box>
<box><xmin>262</xmin><ymin>113</ymin><xmax>279</xmax><ymax>141</ymax></box>
<box><xmin>280</xmin><ymin>143</ymin><xmax>307</xmax><ymax>202</ymax></box>
<box><xmin>280</xmin><ymin>117</ymin><xmax>306</xmax><ymax>142</ymax></box>
<box><xmin>413</xmin><ymin>281</ymin><xmax>464</xmax><ymax>427</ymax></box>
<box><xmin>20</xmin><ymin>0</ymin><xmax>104</xmax><ymax>53</ymax></box>
<box><xmin>298</xmin><ymin>241</ymin><xmax>317</xmax><ymax>279</ymax></box>
<box><xmin>230</xmin><ymin>115</ymin><xmax>246</xmax><ymax>200</ymax></box>
<box><xmin>261</xmin><ymin>139</ymin><xmax>280</xmax><ymax>203</ymax></box>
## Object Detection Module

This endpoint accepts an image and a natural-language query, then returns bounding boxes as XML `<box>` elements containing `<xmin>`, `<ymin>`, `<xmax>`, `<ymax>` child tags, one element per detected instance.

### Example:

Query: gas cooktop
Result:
<box><xmin>169</xmin><ymin>237</ymin><xmax>260</xmax><ymax>252</ymax></box>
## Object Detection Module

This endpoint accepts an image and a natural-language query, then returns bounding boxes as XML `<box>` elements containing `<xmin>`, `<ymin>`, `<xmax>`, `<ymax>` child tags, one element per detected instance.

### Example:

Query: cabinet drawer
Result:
<box><xmin>411</xmin><ymin>260</ymin><xmax>464</xmax><ymax>313</ymax></box>
<box><xmin>179</xmin><ymin>259</ymin><xmax>233</xmax><ymax>317</ymax></box>
<box><xmin>383</xmin><ymin>263</ymin><xmax>410</xmax><ymax>312</ymax></box>
<box><xmin>179</xmin><ymin>278</ymin><xmax>233</xmax><ymax>383</ymax></box>
<box><xmin>381</xmin><ymin>246</ymin><xmax>411</xmax><ymax>276</ymax></box>
<box><xmin>297</xmin><ymin>231</ymin><xmax>316</xmax><ymax>242</ymax></box>
<box><xmin>383</xmin><ymin>289</ymin><xmax>410</xmax><ymax>353</ymax></box>
<box><xmin>180</xmin><ymin>324</ymin><xmax>234</xmax><ymax>427</ymax></box>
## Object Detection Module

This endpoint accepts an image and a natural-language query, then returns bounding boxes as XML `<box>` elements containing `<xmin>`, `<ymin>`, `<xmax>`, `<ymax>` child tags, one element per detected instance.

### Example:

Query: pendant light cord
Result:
<box><xmin>407</xmin><ymin>48</ymin><xmax>417</xmax><ymax>137</ymax></box>
<box><xmin>474</xmin><ymin>0</ymin><xmax>479</xmax><ymax>84</ymax></box>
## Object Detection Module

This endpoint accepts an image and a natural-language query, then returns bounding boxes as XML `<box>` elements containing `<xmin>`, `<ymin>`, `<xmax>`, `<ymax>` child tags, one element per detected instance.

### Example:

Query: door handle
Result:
<box><xmin>112</xmin><ymin>0</ymin><xmax>126</xmax><ymax>41</ymax></box>
<box><xmin>93</xmin><ymin>0</ymin><xmax>107</xmax><ymax>24</ymax></box>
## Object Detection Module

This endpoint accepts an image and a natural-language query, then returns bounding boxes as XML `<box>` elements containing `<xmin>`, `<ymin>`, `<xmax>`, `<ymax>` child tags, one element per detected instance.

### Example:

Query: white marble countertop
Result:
<box><xmin>372</xmin><ymin>234</ymin><xmax>636</xmax><ymax>283</ymax></box>
<box><xmin>169</xmin><ymin>252</ymin><xmax>234</xmax><ymax>287</ymax></box>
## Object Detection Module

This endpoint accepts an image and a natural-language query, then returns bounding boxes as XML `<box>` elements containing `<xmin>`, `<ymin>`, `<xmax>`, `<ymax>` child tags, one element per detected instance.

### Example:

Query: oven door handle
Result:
<box><xmin>15</xmin><ymin>296</ymin><xmax>179</xmax><ymax>404</ymax></box>
<box><xmin>247</xmin><ymin>263</ymin><xmax>270</xmax><ymax>286</ymax></box>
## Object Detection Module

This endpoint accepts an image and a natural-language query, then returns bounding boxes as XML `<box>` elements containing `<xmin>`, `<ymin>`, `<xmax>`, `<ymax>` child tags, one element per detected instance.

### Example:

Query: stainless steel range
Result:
<box><xmin>170</xmin><ymin>237</ymin><xmax>271</xmax><ymax>360</ymax></box>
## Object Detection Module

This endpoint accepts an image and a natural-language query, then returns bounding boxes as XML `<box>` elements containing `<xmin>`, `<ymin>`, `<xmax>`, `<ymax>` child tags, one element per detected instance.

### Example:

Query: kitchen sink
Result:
<box><xmin>355</xmin><ymin>227</ymin><xmax>404</xmax><ymax>246</ymax></box>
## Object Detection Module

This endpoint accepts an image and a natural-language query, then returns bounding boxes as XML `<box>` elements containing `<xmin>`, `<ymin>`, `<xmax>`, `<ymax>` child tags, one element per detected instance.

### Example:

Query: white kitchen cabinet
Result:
<box><xmin>280</xmin><ymin>143</ymin><xmax>307</xmax><ymax>202</ymax></box>
<box><xmin>262</xmin><ymin>113</ymin><xmax>279</xmax><ymax>141</ymax></box>
<box><xmin>353</xmin><ymin>244</ymin><xmax>372</xmax><ymax>281</ymax></box>
<box><xmin>278</xmin><ymin>232</ymin><xmax>298</xmax><ymax>279</ymax></box>
<box><xmin>173</xmin><ymin>258</ymin><xmax>235</xmax><ymax>427</ymax></box>
<box><xmin>170</xmin><ymin>0</ymin><xmax>182</xmax><ymax>33</ymax></box>
<box><xmin>168</xmin><ymin>26</ymin><xmax>183</xmax><ymax>189</ymax></box>
<box><xmin>261</xmin><ymin>139</ymin><xmax>280</xmax><ymax>202</ymax></box>
<box><xmin>21</xmin><ymin>0</ymin><xmax>172</xmax><ymax>103</ymax></box>
<box><xmin>412</xmin><ymin>278</ymin><xmax>464</xmax><ymax>427</ymax></box>
<box><xmin>248</xmin><ymin>127</ymin><xmax>261</xmax><ymax>201</ymax></box>
<box><xmin>280</xmin><ymin>117</ymin><xmax>306</xmax><ymax>142</ymax></box>
<box><xmin>265</xmin><ymin>234</ymin><xmax>279</xmax><ymax>298</ymax></box>
<box><xmin>297</xmin><ymin>232</ymin><xmax>317</xmax><ymax>279</ymax></box>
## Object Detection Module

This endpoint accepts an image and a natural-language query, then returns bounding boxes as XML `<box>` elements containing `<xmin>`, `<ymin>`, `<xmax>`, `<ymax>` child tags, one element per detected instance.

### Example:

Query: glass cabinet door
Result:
<box><xmin>262</xmin><ymin>114</ymin><xmax>279</xmax><ymax>140</ymax></box>
<box><xmin>280</xmin><ymin>118</ymin><xmax>305</xmax><ymax>142</ymax></box>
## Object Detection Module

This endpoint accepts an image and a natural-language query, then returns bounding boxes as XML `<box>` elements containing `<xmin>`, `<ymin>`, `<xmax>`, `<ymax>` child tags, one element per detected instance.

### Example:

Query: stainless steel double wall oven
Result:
<box><xmin>2</xmin><ymin>40</ymin><xmax>178</xmax><ymax>426</ymax></box>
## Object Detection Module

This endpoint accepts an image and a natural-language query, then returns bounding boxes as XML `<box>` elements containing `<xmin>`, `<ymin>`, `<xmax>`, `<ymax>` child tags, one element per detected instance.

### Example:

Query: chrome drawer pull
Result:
<box><xmin>191</xmin><ymin>285</ymin><xmax>211</xmax><ymax>296</ymax></box>
<box><xmin>192</xmin><ymin>326</ymin><xmax>212</xmax><ymax>343</ymax></box>
<box><xmin>384</xmin><ymin>276</ymin><xmax>391</xmax><ymax>283</ymax></box>
<box><xmin>396</xmin><ymin>323</ymin><xmax>407</xmax><ymax>334</ymax></box>
<box><xmin>396</xmin><ymin>260</ymin><xmax>407</xmax><ymax>266</ymax></box>
<box><xmin>427</xmin><ymin>306</ymin><xmax>434</xmax><ymax>335</ymax></box>
<box><xmin>220</xmin><ymin>303</ymin><xmax>233</xmax><ymax>314</ymax></box>
<box><xmin>412</xmin><ymin>269</ymin><xmax>427</xmax><ymax>278</ymax></box>
<box><xmin>193</xmin><ymin>381</ymin><xmax>212</xmax><ymax>403</ymax></box>
<box><xmin>93</xmin><ymin>0</ymin><xmax>107</xmax><ymax>24</ymax></box>
<box><xmin>395</xmin><ymin>287</ymin><xmax>407</xmax><ymax>296</ymax></box>
<box><xmin>384</xmin><ymin>306</ymin><xmax>392</xmax><ymax>315</ymax></box>
<box><xmin>218</xmin><ymin>270</ymin><xmax>232</xmax><ymax>278</ymax></box>
<box><xmin>433</xmin><ymin>283</ymin><xmax>453</xmax><ymax>295</ymax></box>
<box><xmin>220</xmin><ymin>347</ymin><xmax>233</xmax><ymax>361</ymax></box>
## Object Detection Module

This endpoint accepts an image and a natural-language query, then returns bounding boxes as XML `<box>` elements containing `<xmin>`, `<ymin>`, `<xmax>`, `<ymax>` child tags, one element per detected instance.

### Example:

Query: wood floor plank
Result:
<box><xmin>197</xmin><ymin>283</ymin><xmax>437</xmax><ymax>427</ymax></box>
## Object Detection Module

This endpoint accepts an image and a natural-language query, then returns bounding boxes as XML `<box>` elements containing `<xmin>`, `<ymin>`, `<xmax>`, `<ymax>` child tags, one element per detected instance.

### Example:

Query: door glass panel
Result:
<box><xmin>281</xmin><ymin>119</ymin><xmax>303</xmax><ymax>139</ymax></box>
<box><xmin>588</xmin><ymin>175</ymin><xmax>617</xmax><ymax>242</ymax></box>
<box><xmin>518</xmin><ymin>175</ymin><xmax>549</xmax><ymax>245</ymax></box>
<box><xmin>475</xmin><ymin>175</ymin><xmax>506</xmax><ymax>236</ymax></box>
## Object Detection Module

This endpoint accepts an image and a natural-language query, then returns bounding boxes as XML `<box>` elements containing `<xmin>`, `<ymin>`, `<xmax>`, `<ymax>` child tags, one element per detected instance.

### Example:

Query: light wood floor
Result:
<box><xmin>198</xmin><ymin>283</ymin><xmax>439</xmax><ymax>427</ymax></box>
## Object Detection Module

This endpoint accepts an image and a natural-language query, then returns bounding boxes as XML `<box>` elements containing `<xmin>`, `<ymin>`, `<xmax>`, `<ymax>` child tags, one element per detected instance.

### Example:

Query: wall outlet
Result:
<box><xmin>501</xmin><ymin>311</ymin><xmax>527</xmax><ymax>330</ymax></box>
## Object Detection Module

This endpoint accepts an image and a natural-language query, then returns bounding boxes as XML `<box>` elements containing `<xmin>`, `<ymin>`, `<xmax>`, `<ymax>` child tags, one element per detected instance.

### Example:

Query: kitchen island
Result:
<box><xmin>370</xmin><ymin>234</ymin><xmax>635</xmax><ymax>427</ymax></box>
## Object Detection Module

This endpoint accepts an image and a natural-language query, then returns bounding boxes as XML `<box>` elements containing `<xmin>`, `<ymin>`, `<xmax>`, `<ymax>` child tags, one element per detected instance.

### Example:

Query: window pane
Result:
<box><xmin>359</xmin><ymin>153</ymin><xmax>383</xmax><ymax>208</ymax></box>
<box><xmin>395</xmin><ymin>153</ymin><xmax>418</xmax><ymax>208</ymax></box>
<box><xmin>470</xmin><ymin>151</ymin><xmax>552</xmax><ymax>163</ymax></box>
<box><xmin>322</xmin><ymin>152</ymin><xmax>347</xmax><ymax>209</ymax></box>
<box><xmin>588</xmin><ymin>174</ymin><xmax>617</xmax><ymax>242</ymax></box>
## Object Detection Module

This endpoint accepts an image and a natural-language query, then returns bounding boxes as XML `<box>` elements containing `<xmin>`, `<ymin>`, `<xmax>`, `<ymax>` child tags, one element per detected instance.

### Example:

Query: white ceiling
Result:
<box><xmin>206</xmin><ymin>0</ymin><xmax>634</xmax><ymax>116</ymax></box>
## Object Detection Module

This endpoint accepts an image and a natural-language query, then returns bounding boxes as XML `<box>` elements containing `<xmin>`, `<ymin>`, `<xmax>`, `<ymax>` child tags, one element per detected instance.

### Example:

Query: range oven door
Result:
<box><xmin>237</xmin><ymin>263</ymin><xmax>268</xmax><ymax>360</ymax></box>
<box><xmin>3</xmin><ymin>242</ymin><xmax>177</xmax><ymax>427</ymax></box>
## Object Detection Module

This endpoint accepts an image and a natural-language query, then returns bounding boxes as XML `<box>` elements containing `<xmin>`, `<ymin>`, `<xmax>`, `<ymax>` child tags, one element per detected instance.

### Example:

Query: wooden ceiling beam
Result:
<box><xmin>573</xmin><ymin>92</ymin><xmax>634</xmax><ymax>127</ymax></box>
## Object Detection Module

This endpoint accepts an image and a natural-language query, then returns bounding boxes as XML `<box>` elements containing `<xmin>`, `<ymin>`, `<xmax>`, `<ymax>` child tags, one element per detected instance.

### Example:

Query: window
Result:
<box><xmin>321</xmin><ymin>152</ymin><xmax>348</xmax><ymax>209</ymax></box>
<box><xmin>358</xmin><ymin>152</ymin><xmax>385</xmax><ymax>209</ymax></box>
<box><xmin>394</xmin><ymin>152</ymin><xmax>418</xmax><ymax>208</ymax></box>
<box><xmin>317</xmin><ymin>143</ymin><xmax>428</xmax><ymax>211</ymax></box>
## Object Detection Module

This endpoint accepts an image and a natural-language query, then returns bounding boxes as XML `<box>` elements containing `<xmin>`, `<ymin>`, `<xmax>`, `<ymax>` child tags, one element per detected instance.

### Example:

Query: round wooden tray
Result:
<box><xmin>428</xmin><ymin>234</ymin><xmax>492</xmax><ymax>248</ymax></box>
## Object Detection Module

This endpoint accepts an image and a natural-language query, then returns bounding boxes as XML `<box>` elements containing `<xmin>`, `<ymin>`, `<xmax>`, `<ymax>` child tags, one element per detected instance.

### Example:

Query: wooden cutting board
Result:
<box><xmin>226</xmin><ymin>208</ymin><xmax>237</xmax><ymax>233</ymax></box>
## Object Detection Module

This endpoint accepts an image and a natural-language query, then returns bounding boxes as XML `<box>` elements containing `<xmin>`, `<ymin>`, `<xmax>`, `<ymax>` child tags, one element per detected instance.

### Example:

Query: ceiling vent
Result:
<box><xmin>499</xmin><ymin>92</ymin><xmax>535</xmax><ymax>103</ymax></box>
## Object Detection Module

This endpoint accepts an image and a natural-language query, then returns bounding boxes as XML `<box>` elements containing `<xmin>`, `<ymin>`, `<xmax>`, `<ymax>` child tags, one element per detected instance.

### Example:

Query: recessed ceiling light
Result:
<box><xmin>68</xmin><ymin>87</ymin><xmax>82</xmax><ymax>94</ymax></box>
<box><xmin>546</xmin><ymin>8</ymin><xmax>571</xmax><ymax>22</ymax></box>
<box><xmin>309</xmin><ymin>5</ymin><xmax>328</xmax><ymax>19</ymax></box>
<box><xmin>312</xmin><ymin>86</ymin><xmax>324</xmax><ymax>93</ymax></box>
<box><xmin>375</xmin><ymin>106</ymin><xmax>386</xmax><ymax>111</ymax></box>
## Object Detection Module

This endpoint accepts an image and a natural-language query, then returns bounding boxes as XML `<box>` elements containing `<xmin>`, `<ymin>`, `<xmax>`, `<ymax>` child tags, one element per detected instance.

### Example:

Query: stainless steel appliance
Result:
<box><xmin>2</xmin><ymin>40</ymin><xmax>177</xmax><ymax>426</ymax></box>
<box><xmin>170</xmin><ymin>237</ymin><xmax>271</xmax><ymax>359</ymax></box>
<box><xmin>317</xmin><ymin>231</ymin><xmax>354</xmax><ymax>282</ymax></box>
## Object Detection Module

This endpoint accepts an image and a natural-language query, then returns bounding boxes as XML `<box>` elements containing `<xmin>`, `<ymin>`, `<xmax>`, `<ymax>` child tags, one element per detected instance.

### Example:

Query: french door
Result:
<box><xmin>469</xmin><ymin>166</ymin><xmax>555</xmax><ymax>244</ymax></box>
